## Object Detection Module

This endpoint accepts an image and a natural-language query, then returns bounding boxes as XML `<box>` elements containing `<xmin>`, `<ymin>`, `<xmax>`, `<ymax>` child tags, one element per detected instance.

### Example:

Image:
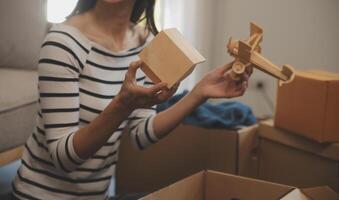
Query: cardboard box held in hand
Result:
<box><xmin>139</xmin><ymin>28</ymin><xmax>206</xmax><ymax>88</ymax></box>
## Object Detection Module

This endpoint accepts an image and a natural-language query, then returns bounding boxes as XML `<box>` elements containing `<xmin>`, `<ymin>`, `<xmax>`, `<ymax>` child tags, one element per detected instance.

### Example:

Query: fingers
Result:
<box><xmin>234</xmin><ymin>64</ymin><xmax>253</xmax><ymax>84</ymax></box>
<box><xmin>234</xmin><ymin>80</ymin><xmax>249</xmax><ymax>96</ymax></box>
<box><xmin>245</xmin><ymin>65</ymin><xmax>254</xmax><ymax>76</ymax></box>
<box><xmin>159</xmin><ymin>84</ymin><xmax>178</xmax><ymax>100</ymax></box>
<box><xmin>126</xmin><ymin>60</ymin><xmax>143</xmax><ymax>80</ymax></box>
<box><xmin>148</xmin><ymin>82</ymin><xmax>168</xmax><ymax>95</ymax></box>
<box><xmin>219</xmin><ymin>62</ymin><xmax>234</xmax><ymax>75</ymax></box>
<box><xmin>170</xmin><ymin>82</ymin><xmax>180</xmax><ymax>93</ymax></box>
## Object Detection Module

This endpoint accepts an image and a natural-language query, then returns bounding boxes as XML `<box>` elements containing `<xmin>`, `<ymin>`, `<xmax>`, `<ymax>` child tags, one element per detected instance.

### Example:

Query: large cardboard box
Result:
<box><xmin>116</xmin><ymin>124</ymin><xmax>258</xmax><ymax>194</ymax></box>
<box><xmin>258</xmin><ymin>120</ymin><xmax>339</xmax><ymax>192</ymax></box>
<box><xmin>141</xmin><ymin>170</ymin><xmax>339</xmax><ymax>200</ymax></box>
<box><xmin>275</xmin><ymin>70</ymin><xmax>339</xmax><ymax>142</ymax></box>
<box><xmin>139</xmin><ymin>28</ymin><xmax>206</xmax><ymax>88</ymax></box>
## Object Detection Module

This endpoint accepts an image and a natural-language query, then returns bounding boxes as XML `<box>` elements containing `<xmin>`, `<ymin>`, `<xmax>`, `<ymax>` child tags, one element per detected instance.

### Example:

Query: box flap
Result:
<box><xmin>302</xmin><ymin>186</ymin><xmax>339</xmax><ymax>200</ymax></box>
<box><xmin>259</xmin><ymin>119</ymin><xmax>339</xmax><ymax>161</ymax></box>
<box><xmin>297</xmin><ymin>70</ymin><xmax>339</xmax><ymax>81</ymax></box>
<box><xmin>280</xmin><ymin>189</ymin><xmax>310</xmax><ymax>200</ymax></box>
<box><xmin>141</xmin><ymin>170</ymin><xmax>329</xmax><ymax>200</ymax></box>
<box><xmin>205</xmin><ymin>170</ymin><xmax>295</xmax><ymax>200</ymax></box>
<box><xmin>140</xmin><ymin>171</ymin><xmax>205</xmax><ymax>200</ymax></box>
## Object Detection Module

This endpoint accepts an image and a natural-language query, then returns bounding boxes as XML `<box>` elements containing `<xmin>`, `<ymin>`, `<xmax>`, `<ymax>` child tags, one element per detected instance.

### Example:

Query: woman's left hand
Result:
<box><xmin>192</xmin><ymin>62</ymin><xmax>253</xmax><ymax>101</ymax></box>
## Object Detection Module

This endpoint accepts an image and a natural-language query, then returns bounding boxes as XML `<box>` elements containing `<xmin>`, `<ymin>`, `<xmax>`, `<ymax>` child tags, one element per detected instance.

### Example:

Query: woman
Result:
<box><xmin>12</xmin><ymin>0</ymin><xmax>252</xmax><ymax>199</ymax></box>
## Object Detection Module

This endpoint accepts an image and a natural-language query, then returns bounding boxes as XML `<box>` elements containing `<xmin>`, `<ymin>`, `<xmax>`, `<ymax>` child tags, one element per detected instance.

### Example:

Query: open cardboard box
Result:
<box><xmin>258</xmin><ymin>119</ymin><xmax>339</xmax><ymax>192</ymax></box>
<box><xmin>116</xmin><ymin>124</ymin><xmax>258</xmax><ymax>194</ymax></box>
<box><xmin>140</xmin><ymin>170</ymin><xmax>339</xmax><ymax>200</ymax></box>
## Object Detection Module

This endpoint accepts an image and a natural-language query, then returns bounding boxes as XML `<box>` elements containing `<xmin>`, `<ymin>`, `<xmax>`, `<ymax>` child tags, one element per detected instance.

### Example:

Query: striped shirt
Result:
<box><xmin>12</xmin><ymin>23</ymin><xmax>158</xmax><ymax>200</ymax></box>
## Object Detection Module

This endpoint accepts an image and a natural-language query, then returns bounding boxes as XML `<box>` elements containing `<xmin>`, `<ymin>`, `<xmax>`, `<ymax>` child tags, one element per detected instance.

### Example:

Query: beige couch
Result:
<box><xmin>0</xmin><ymin>0</ymin><xmax>47</xmax><ymax>160</ymax></box>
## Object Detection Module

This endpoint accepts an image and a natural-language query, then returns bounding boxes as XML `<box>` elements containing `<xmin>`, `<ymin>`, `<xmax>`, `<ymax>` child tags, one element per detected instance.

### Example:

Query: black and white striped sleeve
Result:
<box><xmin>127</xmin><ymin>108</ymin><xmax>158</xmax><ymax>150</ymax></box>
<box><xmin>126</xmin><ymin>76</ymin><xmax>159</xmax><ymax>150</ymax></box>
<box><xmin>38</xmin><ymin>36</ymin><xmax>85</xmax><ymax>173</ymax></box>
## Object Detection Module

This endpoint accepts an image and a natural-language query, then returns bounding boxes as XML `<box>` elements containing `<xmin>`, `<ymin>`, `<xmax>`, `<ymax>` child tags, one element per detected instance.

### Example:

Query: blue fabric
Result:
<box><xmin>156</xmin><ymin>91</ymin><xmax>256</xmax><ymax>128</ymax></box>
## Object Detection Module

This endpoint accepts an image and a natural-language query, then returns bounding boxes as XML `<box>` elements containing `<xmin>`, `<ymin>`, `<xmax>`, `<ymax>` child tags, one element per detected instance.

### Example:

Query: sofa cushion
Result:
<box><xmin>0</xmin><ymin>68</ymin><xmax>38</xmax><ymax>112</ymax></box>
<box><xmin>0</xmin><ymin>103</ymin><xmax>37</xmax><ymax>153</ymax></box>
<box><xmin>0</xmin><ymin>0</ymin><xmax>47</xmax><ymax>69</ymax></box>
<box><xmin>0</xmin><ymin>68</ymin><xmax>38</xmax><ymax>152</ymax></box>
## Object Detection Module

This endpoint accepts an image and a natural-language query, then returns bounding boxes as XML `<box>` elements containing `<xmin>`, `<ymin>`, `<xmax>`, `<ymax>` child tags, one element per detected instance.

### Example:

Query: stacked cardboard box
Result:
<box><xmin>275</xmin><ymin>70</ymin><xmax>339</xmax><ymax>142</ymax></box>
<box><xmin>141</xmin><ymin>170</ymin><xmax>339</xmax><ymax>200</ymax></box>
<box><xmin>256</xmin><ymin>70</ymin><xmax>339</xmax><ymax>192</ymax></box>
<box><xmin>116</xmin><ymin>124</ymin><xmax>258</xmax><ymax>194</ymax></box>
<box><xmin>257</xmin><ymin>120</ymin><xmax>339</xmax><ymax>192</ymax></box>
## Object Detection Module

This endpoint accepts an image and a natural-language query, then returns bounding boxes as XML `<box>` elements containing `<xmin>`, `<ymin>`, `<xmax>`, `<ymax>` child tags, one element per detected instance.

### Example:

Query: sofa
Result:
<box><xmin>0</xmin><ymin>0</ymin><xmax>47</xmax><ymax>195</ymax></box>
<box><xmin>0</xmin><ymin>0</ymin><xmax>46</xmax><ymax>155</ymax></box>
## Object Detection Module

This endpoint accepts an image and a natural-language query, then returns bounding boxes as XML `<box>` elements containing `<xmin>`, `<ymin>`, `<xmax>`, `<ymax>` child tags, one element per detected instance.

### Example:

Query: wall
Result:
<box><xmin>159</xmin><ymin>0</ymin><xmax>215</xmax><ymax>91</ymax></box>
<box><xmin>0</xmin><ymin>0</ymin><xmax>47</xmax><ymax>69</ymax></box>
<box><xmin>159</xmin><ymin>0</ymin><xmax>339</xmax><ymax>117</ymax></box>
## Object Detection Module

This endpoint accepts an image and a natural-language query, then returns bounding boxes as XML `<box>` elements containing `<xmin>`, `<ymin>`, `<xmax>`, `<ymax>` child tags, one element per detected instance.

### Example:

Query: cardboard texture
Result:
<box><xmin>275</xmin><ymin>70</ymin><xmax>339</xmax><ymax>142</ymax></box>
<box><xmin>258</xmin><ymin>120</ymin><xmax>339</xmax><ymax>192</ymax></box>
<box><xmin>116</xmin><ymin>124</ymin><xmax>258</xmax><ymax>194</ymax></box>
<box><xmin>139</xmin><ymin>28</ymin><xmax>206</xmax><ymax>88</ymax></box>
<box><xmin>140</xmin><ymin>170</ymin><xmax>339</xmax><ymax>200</ymax></box>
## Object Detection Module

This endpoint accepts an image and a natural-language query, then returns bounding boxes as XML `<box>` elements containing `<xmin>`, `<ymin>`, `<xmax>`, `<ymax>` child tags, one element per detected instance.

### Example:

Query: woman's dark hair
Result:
<box><xmin>68</xmin><ymin>0</ymin><xmax>158</xmax><ymax>35</ymax></box>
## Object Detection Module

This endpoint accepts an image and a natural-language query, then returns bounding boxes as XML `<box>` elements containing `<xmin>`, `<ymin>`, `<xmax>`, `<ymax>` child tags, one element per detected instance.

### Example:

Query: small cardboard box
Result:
<box><xmin>139</xmin><ymin>28</ymin><xmax>206</xmax><ymax>88</ymax></box>
<box><xmin>258</xmin><ymin>119</ymin><xmax>339</xmax><ymax>192</ymax></box>
<box><xmin>140</xmin><ymin>170</ymin><xmax>339</xmax><ymax>200</ymax></box>
<box><xmin>116</xmin><ymin>124</ymin><xmax>258</xmax><ymax>194</ymax></box>
<box><xmin>275</xmin><ymin>70</ymin><xmax>339</xmax><ymax>142</ymax></box>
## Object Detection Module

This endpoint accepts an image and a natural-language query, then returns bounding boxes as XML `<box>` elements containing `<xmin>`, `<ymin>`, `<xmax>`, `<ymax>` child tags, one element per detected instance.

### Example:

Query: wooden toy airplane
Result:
<box><xmin>227</xmin><ymin>22</ymin><xmax>295</xmax><ymax>83</ymax></box>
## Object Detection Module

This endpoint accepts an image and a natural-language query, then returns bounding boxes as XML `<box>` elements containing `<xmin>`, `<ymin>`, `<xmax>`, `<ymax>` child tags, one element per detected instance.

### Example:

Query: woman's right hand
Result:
<box><xmin>116</xmin><ymin>60</ymin><xmax>178</xmax><ymax>110</ymax></box>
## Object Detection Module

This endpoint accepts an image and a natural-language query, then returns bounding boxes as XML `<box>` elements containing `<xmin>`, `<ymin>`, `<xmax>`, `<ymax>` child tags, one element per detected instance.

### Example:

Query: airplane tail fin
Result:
<box><xmin>238</xmin><ymin>41</ymin><xmax>252</xmax><ymax>62</ymax></box>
